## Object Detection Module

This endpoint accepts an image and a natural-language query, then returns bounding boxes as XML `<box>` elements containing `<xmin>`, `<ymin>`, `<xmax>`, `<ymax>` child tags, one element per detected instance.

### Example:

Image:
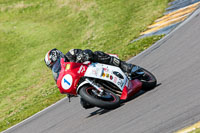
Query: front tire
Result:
<box><xmin>79</xmin><ymin>85</ymin><xmax>120</xmax><ymax>109</ymax></box>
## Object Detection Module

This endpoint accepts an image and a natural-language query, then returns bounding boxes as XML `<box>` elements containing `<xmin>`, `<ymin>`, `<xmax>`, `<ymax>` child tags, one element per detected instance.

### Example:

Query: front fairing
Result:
<box><xmin>56</xmin><ymin>59</ymin><xmax>88</xmax><ymax>95</ymax></box>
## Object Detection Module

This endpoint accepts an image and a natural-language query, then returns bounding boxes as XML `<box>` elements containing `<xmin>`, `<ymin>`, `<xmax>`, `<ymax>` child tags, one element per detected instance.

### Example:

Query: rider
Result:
<box><xmin>44</xmin><ymin>48</ymin><xmax>139</xmax><ymax>109</ymax></box>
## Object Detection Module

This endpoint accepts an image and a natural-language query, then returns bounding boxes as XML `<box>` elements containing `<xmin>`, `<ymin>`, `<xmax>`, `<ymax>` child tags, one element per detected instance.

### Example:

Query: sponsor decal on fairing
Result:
<box><xmin>84</xmin><ymin>63</ymin><xmax>127</xmax><ymax>91</ymax></box>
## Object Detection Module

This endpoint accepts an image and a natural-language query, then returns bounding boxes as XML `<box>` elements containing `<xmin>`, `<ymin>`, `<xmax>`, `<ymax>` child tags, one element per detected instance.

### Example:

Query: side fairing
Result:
<box><xmin>84</xmin><ymin>63</ymin><xmax>128</xmax><ymax>91</ymax></box>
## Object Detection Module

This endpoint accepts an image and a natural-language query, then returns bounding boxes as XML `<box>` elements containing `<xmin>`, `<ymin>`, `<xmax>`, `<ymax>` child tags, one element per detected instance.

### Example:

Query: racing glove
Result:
<box><xmin>76</xmin><ymin>49</ymin><xmax>94</xmax><ymax>63</ymax></box>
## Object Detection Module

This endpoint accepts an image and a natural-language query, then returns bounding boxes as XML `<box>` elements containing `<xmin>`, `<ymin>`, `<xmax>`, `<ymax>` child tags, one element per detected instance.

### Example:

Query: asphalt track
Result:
<box><xmin>4</xmin><ymin>8</ymin><xmax>200</xmax><ymax>133</ymax></box>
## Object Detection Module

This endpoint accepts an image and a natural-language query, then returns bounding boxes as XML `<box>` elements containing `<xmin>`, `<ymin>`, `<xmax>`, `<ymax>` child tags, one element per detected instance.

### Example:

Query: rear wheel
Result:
<box><xmin>79</xmin><ymin>85</ymin><xmax>120</xmax><ymax>109</ymax></box>
<box><xmin>139</xmin><ymin>68</ymin><xmax>157</xmax><ymax>91</ymax></box>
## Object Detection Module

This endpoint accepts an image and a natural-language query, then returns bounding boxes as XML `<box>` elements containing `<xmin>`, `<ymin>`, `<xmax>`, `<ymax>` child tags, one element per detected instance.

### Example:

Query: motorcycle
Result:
<box><xmin>56</xmin><ymin>56</ymin><xmax>157</xmax><ymax>109</ymax></box>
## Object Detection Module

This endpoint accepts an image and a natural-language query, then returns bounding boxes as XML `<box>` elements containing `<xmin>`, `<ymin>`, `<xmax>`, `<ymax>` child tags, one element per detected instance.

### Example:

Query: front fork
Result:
<box><xmin>85</xmin><ymin>78</ymin><xmax>104</xmax><ymax>96</ymax></box>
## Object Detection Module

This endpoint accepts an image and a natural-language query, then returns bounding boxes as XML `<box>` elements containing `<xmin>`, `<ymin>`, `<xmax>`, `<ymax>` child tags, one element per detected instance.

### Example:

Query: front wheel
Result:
<box><xmin>139</xmin><ymin>68</ymin><xmax>157</xmax><ymax>91</ymax></box>
<box><xmin>79</xmin><ymin>85</ymin><xmax>120</xmax><ymax>109</ymax></box>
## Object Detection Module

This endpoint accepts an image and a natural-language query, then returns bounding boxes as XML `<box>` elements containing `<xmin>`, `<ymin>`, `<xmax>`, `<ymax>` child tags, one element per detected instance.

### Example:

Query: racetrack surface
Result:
<box><xmin>4</xmin><ymin>8</ymin><xmax>200</xmax><ymax>133</ymax></box>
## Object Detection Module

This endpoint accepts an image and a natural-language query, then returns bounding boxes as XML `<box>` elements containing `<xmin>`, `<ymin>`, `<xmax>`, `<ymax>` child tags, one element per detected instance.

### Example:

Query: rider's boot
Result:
<box><xmin>120</xmin><ymin>61</ymin><xmax>144</xmax><ymax>79</ymax></box>
<box><xmin>109</xmin><ymin>57</ymin><xmax>144</xmax><ymax>79</ymax></box>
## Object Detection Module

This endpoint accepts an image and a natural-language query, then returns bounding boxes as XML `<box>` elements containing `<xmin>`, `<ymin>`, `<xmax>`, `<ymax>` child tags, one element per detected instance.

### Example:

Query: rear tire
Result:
<box><xmin>79</xmin><ymin>85</ymin><xmax>120</xmax><ymax>109</ymax></box>
<box><xmin>140</xmin><ymin>68</ymin><xmax>157</xmax><ymax>91</ymax></box>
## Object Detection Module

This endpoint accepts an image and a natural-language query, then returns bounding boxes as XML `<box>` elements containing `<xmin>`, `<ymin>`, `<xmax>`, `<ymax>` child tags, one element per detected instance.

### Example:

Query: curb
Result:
<box><xmin>176</xmin><ymin>121</ymin><xmax>200</xmax><ymax>133</ymax></box>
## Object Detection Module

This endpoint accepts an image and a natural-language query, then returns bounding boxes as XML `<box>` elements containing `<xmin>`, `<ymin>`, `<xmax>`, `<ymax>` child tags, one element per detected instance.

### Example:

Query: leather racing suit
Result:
<box><xmin>65</xmin><ymin>49</ymin><xmax>134</xmax><ymax>74</ymax></box>
<box><xmin>52</xmin><ymin>49</ymin><xmax>135</xmax><ymax>81</ymax></box>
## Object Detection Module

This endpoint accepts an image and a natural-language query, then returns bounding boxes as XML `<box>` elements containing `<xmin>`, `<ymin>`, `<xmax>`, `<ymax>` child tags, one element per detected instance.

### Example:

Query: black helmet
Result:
<box><xmin>44</xmin><ymin>48</ymin><xmax>62</xmax><ymax>69</ymax></box>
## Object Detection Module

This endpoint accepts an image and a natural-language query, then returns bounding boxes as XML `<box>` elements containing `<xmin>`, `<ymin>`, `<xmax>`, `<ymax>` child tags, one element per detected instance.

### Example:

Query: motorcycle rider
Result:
<box><xmin>44</xmin><ymin>48</ymin><xmax>140</xmax><ymax>109</ymax></box>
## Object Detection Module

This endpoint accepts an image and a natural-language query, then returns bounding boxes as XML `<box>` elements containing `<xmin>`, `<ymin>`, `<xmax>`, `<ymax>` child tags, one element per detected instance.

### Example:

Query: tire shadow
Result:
<box><xmin>86</xmin><ymin>108</ymin><xmax>111</xmax><ymax>118</ymax></box>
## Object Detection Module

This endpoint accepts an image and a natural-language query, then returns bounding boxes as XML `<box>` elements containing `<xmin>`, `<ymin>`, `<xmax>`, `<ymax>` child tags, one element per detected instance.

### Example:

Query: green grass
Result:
<box><xmin>0</xmin><ymin>0</ymin><xmax>168</xmax><ymax>131</ymax></box>
<box><xmin>189</xmin><ymin>128</ymin><xmax>200</xmax><ymax>133</ymax></box>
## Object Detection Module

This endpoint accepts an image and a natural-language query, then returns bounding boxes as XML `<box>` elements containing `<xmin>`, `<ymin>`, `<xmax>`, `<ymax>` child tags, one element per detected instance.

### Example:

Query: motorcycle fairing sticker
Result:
<box><xmin>61</xmin><ymin>74</ymin><xmax>73</xmax><ymax>90</ymax></box>
<box><xmin>77</xmin><ymin>65</ymin><xmax>86</xmax><ymax>74</ymax></box>
<box><xmin>84</xmin><ymin>63</ymin><xmax>127</xmax><ymax>91</ymax></box>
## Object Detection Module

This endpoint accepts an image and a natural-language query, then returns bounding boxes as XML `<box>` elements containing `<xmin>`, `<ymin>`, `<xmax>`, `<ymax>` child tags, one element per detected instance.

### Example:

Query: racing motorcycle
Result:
<box><xmin>56</xmin><ymin>56</ymin><xmax>157</xmax><ymax>109</ymax></box>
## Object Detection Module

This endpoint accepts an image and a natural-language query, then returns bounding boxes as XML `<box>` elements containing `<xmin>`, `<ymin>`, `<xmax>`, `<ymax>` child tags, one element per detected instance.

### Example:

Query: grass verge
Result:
<box><xmin>190</xmin><ymin>128</ymin><xmax>200</xmax><ymax>133</ymax></box>
<box><xmin>0</xmin><ymin>0</ymin><xmax>168</xmax><ymax>131</ymax></box>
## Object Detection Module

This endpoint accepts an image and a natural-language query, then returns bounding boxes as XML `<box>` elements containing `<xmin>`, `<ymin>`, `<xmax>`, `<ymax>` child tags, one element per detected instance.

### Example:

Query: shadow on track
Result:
<box><xmin>86</xmin><ymin>83</ymin><xmax>161</xmax><ymax>118</ymax></box>
<box><xmin>86</xmin><ymin>108</ymin><xmax>112</xmax><ymax>118</ymax></box>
